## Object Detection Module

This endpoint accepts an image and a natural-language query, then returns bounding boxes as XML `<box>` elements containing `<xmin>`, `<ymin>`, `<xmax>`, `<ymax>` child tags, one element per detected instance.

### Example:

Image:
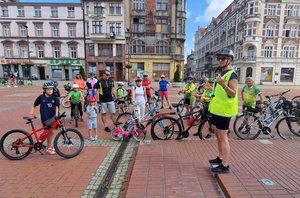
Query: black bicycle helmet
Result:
<box><xmin>216</xmin><ymin>48</ymin><xmax>235</xmax><ymax>60</ymax></box>
<box><xmin>53</xmin><ymin>81</ymin><xmax>58</xmax><ymax>87</ymax></box>
<box><xmin>42</xmin><ymin>82</ymin><xmax>54</xmax><ymax>89</ymax></box>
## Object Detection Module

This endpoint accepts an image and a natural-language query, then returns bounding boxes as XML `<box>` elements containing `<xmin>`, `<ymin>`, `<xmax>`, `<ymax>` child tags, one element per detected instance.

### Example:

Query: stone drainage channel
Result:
<box><xmin>81</xmin><ymin>139</ymin><xmax>139</xmax><ymax>198</ymax></box>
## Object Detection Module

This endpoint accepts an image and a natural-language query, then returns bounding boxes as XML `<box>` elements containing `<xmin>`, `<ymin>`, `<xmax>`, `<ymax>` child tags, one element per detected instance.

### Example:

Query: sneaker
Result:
<box><xmin>205</xmin><ymin>134</ymin><xmax>212</xmax><ymax>139</ymax></box>
<box><xmin>89</xmin><ymin>137</ymin><xmax>94</xmax><ymax>141</ymax></box>
<box><xmin>209</xmin><ymin>156</ymin><xmax>222</xmax><ymax>165</ymax></box>
<box><xmin>211</xmin><ymin>164</ymin><xmax>230</xmax><ymax>173</ymax></box>
<box><xmin>104</xmin><ymin>127</ymin><xmax>111</xmax><ymax>132</ymax></box>
<box><xmin>160</xmin><ymin>106</ymin><xmax>164</xmax><ymax>109</ymax></box>
<box><xmin>46</xmin><ymin>147</ymin><xmax>56</xmax><ymax>155</ymax></box>
<box><xmin>94</xmin><ymin>135</ymin><xmax>98</xmax><ymax>141</ymax></box>
<box><xmin>14</xmin><ymin>85</ymin><xmax>18</xmax><ymax>87</ymax></box>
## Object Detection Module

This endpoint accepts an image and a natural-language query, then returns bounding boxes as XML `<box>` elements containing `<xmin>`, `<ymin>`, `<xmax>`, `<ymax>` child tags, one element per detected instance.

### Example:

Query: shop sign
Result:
<box><xmin>0</xmin><ymin>59</ymin><xmax>34</xmax><ymax>65</ymax></box>
<box><xmin>49</xmin><ymin>59</ymin><xmax>81</xmax><ymax>65</ymax></box>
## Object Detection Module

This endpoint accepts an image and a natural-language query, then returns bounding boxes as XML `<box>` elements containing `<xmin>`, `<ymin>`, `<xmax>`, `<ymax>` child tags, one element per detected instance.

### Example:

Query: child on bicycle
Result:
<box><xmin>67</xmin><ymin>84</ymin><xmax>84</xmax><ymax>122</ymax></box>
<box><xmin>29</xmin><ymin>82</ymin><xmax>59</xmax><ymax>155</ymax></box>
<box><xmin>86</xmin><ymin>96</ymin><xmax>98</xmax><ymax>141</ymax></box>
<box><xmin>116</xmin><ymin>82</ymin><xmax>127</xmax><ymax>112</ymax></box>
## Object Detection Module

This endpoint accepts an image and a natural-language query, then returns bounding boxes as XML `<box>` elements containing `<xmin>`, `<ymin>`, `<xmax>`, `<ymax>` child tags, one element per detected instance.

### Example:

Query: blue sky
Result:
<box><xmin>20</xmin><ymin>0</ymin><xmax>233</xmax><ymax>59</ymax></box>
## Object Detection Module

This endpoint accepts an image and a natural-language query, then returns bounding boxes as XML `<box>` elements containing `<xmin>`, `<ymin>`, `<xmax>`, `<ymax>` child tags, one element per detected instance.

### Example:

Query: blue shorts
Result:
<box><xmin>88</xmin><ymin>118</ymin><xmax>97</xmax><ymax>129</ymax></box>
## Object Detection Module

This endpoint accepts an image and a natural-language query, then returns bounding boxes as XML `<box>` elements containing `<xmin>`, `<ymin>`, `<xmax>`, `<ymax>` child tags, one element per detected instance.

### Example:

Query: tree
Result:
<box><xmin>80</xmin><ymin>66</ymin><xmax>86</xmax><ymax>80</ymax></box>
<box><xmin>174</xmin><ymin>65</ymin><xmax>181</xmax><ymax>82</ymax></box>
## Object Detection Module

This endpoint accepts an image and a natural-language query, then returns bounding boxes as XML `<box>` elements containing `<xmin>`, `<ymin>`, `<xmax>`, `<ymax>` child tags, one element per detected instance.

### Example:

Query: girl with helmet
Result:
<box><xmin>208</xmin><ymin>48</ymin><xmax>238</xmax><ymax>173</ymax></box>
<box><xmin>132</xmin><ymin>77</ymin><xmax>147</xmax><ymax>120</ymax></box>
<box><xmin>28</xmin><ymin>82</ymin><xmax>59</xmax><ymax>155</ymax></box>
<box><xmin>67</xmin><ymin>84</ymin><xmax>85</xmax><ymax>122</ymax></box>
<box><xmin>86</xmin><ymin>96</ymin><xmax>98</xmax><ymax>141</ymax></box>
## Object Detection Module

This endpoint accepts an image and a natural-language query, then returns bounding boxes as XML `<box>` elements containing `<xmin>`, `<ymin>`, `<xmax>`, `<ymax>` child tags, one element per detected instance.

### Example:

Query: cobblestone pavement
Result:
<box><xmin>0</xmin><ymin>84</ymin><xmax>300</xmax><ymax>197</ymax></box>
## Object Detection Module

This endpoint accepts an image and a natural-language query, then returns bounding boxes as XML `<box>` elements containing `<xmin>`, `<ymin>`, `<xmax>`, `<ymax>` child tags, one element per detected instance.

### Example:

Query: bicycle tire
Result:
<box><xmin>61</xmin><ymin>97</ymin><xmax>71</xmax><ymax>108</ymax></box>
<box><xmin>292</xmin><ymin>96</ymin><xmax>300</xmax><ymax>103</ymax></box>
<box><xmin>116</xmin><ymin>112</ymin><xmax>133</xmax><ymax>130</ymax></box>
<box><xmin>197</xmin><ymin>118</ymin><xmax>213</xmax><ymax>140</ymax></box>
<box><xmin>276</xmin><ymin>116</ymin><xmax>300</xmax><ymax>140</ymax></box>
<box><xmin>233</xmin><ymin>113</ymin><xmax>262</xmax><ymax>140</ymax></box>
<box><xmin>53</xmin><ymin>128</ymin><xmax>84</xmax><ymax>159</ymax></box>
<box><xmin>150</xmin><ymin>116</ymin><xmax>181</xmax><ymax>140</ymax></box>
<box><xmin>110</xmin><ymin>128</ymin><xmax>123</xmax><ymax>141</ymax></box>
<box><xmin>0</xmin><ymin>129</ymin><xmax>33</xmax><ymax>160</ymax></box>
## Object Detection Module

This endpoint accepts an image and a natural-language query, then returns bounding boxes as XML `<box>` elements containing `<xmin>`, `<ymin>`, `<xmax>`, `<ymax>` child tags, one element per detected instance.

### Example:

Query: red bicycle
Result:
<box><xmin>0</xmin><ymin>112</ymin><xmax>84</xmax><ymax>160</ymax></box>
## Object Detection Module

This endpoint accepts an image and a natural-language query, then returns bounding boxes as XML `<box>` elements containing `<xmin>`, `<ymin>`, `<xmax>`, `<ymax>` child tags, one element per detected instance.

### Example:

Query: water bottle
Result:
<box><xmin>265</xmin><ymin>117</ymin><xmax>273</xmax><ymax>124</ymax></box>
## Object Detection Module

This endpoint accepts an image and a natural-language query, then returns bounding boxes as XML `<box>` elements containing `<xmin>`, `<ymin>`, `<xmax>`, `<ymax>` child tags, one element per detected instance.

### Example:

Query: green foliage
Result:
<box><xmin>174</xmin><ymin>65</ymin><xmax>181</xmax><ymax>82</ymax></box>
<box><xmin>80</xmin><ymin>66</ymin><xmax>86</xmax><ymax>80</ymax></box>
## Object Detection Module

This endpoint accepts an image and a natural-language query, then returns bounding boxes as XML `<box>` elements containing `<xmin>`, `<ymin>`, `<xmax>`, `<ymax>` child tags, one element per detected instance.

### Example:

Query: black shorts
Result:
<box><xmin>184</xmin><ymin>98</ymin><xmax>192</xmax><ymax>105</ymax></box>
<box><xmin>117</xmin><ymin>100</ymin><xmax>125</xmax><ymax>105</ymax></box>
<box><xmin>210</xmin><ymin>113</ymin><xmax>231</xmax><ymax>130</ymax></box>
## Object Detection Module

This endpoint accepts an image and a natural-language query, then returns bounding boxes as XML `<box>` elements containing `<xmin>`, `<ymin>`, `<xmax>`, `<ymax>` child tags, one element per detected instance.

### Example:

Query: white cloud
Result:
<box><xmin>195</xmin><ymin>0</ymin><xmax>233</xmax><ymax>23</ymax></box>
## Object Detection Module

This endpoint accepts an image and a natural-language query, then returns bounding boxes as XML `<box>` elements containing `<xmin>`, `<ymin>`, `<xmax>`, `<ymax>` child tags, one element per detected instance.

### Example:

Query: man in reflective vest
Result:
<box><xmin>209</xmin><ymin>48</ymin><xmax>238</xmax><ymax>173</ymax></box>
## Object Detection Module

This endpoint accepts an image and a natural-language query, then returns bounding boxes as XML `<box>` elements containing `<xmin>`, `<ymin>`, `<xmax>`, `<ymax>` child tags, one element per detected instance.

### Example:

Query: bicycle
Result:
<box><xmin>233</xmin><ymin>90</ymin><xmax>299</xmax><ymax>140</ymax></box>
<box><xmin>0</xmin><ymin>112</ymin><xmax>84</xmax><ymax>160</ymax></box>
<box><xmin>146</xmin><ymin>87</ymin><xmax>161</xmax><ymax>111</ymax></box>
<box><xmin>60</xmin><ymin>83</ymin><xmax>71</xmax><ymax>108</ymax></box>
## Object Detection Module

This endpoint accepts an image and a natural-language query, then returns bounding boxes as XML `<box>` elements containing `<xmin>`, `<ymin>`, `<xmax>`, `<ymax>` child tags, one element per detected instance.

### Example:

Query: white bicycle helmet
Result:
<box><xmin>72</xmin><ymin>84</ymin><xmax>79</xmax><ymax>89</ymax></box>
<box><xmin>117</xmin><ymin>82</ymin><xmax>124</xmax><ymax>86</ymax></box>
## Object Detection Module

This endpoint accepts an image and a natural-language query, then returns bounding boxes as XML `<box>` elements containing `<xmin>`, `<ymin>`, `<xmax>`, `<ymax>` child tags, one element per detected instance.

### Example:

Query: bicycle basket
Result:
<box><xmin>43</xmin><ymin>117</ymin><xmax>56</xmax><ymax>126</ymax></box>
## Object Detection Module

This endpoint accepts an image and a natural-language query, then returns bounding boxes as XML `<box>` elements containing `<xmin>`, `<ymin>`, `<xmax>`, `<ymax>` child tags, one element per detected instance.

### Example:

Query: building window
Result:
<box><xmin>51</xmin><ymin>66</ymin><xmax>62</xmax><ymax>79</ymax></box>
<box><xmin>34</xmin><ymin>6</ymin><xmax>41</xmax><ymax>17</ymax></box>
<box><xmin>68</xmin><ymin>25</ymin><xmax>76</xmax><ymax>37</ymax></box>
<box><xmin>131</xmin><ymin>40</ymin><xmax>145</xmax><ymax>54</ymax></box>
<box><xmin>18</xmin><ymin>6</ymin><xmax>25</xmax><ymax>17</ymax></box>
<box><xmin>109</xmin><ymin>3</ymin><xmax>121</xmax><ymax>15</ymax></box>
<box><xmin>68</xmin><ymin>7</ymin><xmax>75</xmax><ymax>18</ymax></box>
<box><xmin>156</xmin><ymin>40</ymin><xmax>169</xmax><ymax>54</ymax></box>
<box><xmin>2</xmin><ymin>24</ymin><xmax>10</xmax><ymax>37</ymax></box>
<box><xmin>53</xmin><ymin>46</ymin><xmax>61</xmax><ymax>58</ymax></box>
<box><xmin>133</xmin><ymin>18</ymin><xmax>145</xmax><ymax>32</ymax></box>
<box><xmin>264</xmin><ymin>46</ymin><xmax>273</xmax><ymax>57</ymax></box>
<box><xmin>285</xmin><ymin>26</ymin><xmax>297</xmax><ymax>38</ymax></box>
<box><xmin>133</xmin><ymin>0</ymin><xmax>145</xmax><ymax>10</ymax></box>
<box><xmin>70</xmin><ymin>46</ymin><xmax>77</xmax><ymax>59</ymax></box>
<box><xmin>267</xmin><ymin>5</ymin><xmax>276</xmax><ymax>16</ymax></box>
<box><xmin>36</xmin><ymin>45</ymin><xmax>44</xmax><ymax>58</ymax></box>
<box><xmin>177</xmin><ymin>0</ymin><xmax>184</xmax><ymax>11</ymax></box>
<box><xmin>98</xmin><ymin>44</ymin><xmax>112</xmax><ymax>56</ymax></box>
<box><xmin>247</xmin><ymin>23</ymin><xmax>253</xmax><ymax>36</ymax></box>
<box><xmin>156</xmin><ymin>18</ymin><xmax>168</xmax><ymax>33</ymax></box>
<box><xmin>156</xmin><ymin>0</ymin><xmax>168</xmax><ymax>11</ymax></box>
<box><xmin>248</xmin><ymin>2</ymin><xmax>254</xmax><ymax>15</ymax></box>
<box><xmin>266</xmin><ymin>25</ymin><xmax>274</xmax><ymax>37</ymax></box>
<box><xmin>116</xmin><ymin>44</ymin><xmax>122</xmax><ymax>56</ymax></box>
<box><xmin>4</xmin><ymin>45</ymin><xmax>13</xmax><ymax>58</ymax></box>
<box><xmin>94</xmin><ymin>3</ymin><xmax>104</xmax><ymax>16</ymax></box>
<box><xmin>51</xmin><ymin>7</ymin><xmax>58</xmax><ymax>17</ymax></box>
<box><xmin>2</xmin><ymin>6</ymin><xmax>8</xmax><ymax>17</ymax></box>
<box><xmin>116</xmin><ymin>23</ymin><xmax>121</xmax><ymax>35</ymax></box>
<box><xmin>35</xmin><ymin>24</ymin><xmax>43</xmax><ymax>37</ymax></box>
<box><xmin>88</xmin><ymin>44</ymin><xmax>95</xmax><ymax>56</ymax></box>
<box><xmin>92</xmin><ymin>21</ymin><xmax>102</xmax><ymax>34</ymax></box>
<box><xmin>20</xmin><ymin>45</ymin><xmax>27</xmax><ymax>58</ymax></box>
<box><xmin>280</xmin><ymin>68</ymin><xmax>294</xmax><ymax>82</ymax></box>
<box><xmin>283</xmin><ymin>46</ymin><xmax>295</xmax><ymax>58</ymax></box>
<box><xmin>153</xmin><ymin>63</ymin><xmax>170</xmax><ymax>78</ymax></box>
<box><xmin>52</xmin><ymin>25</ymin><xmax>60</xmax><ymax>37</ymax></box>
<box><xmin>178</xmin><ymin>18</ymin><xmax>185</xmax><ymax>34</ymax></box>
<box><xmin>287</xmin><ymin>5</ymin><xmax>299</xmax><ymax>17</ymax></box>
<box><xmin>19</xmin><ymin>25</ymin><xmax>27</xmax><ymax>37</ymax></box>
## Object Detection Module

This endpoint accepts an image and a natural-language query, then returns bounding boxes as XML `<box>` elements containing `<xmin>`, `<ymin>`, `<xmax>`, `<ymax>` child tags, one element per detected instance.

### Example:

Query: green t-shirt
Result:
<box><xmin>183</xmin><ymin>83</ymin><xmax>196</xmax><ymax>99</ymax></box>
<box><xmin>69</xmin><ymin>90</ymin><xmax>82</xmax><ymax>104</ymax></box>
<box><xmin>116</xmin><ymin>88</ymin><xmax>126</xmax><ymax>101</ymax></box>
<box><xmin>242</xmin><ymin>85</ymin><xmax>261</xmax><ymax>108</ymax></box>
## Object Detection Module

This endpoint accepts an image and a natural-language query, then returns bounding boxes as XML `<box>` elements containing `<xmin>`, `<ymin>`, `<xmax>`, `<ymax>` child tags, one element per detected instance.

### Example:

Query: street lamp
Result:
<box><xmin>24</xmin><ymin>25</ymin><xmax>32</xmax><ymax>85</ymax></box>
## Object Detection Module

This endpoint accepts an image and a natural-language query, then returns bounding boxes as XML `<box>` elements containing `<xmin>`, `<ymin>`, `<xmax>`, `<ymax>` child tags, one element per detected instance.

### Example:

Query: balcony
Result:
<box><xmin>132</xmin><ymin>10</ymin><xmax>146</xmax><ymax>16</ymax></box>
<box><xmin>242</xmin><ymin>56</ymin><xmax>256</xmax><ymax>62</ymax></box>
<box><xmin>89</xmin><ymin>33</ymin><xmax>117</xmax><ymax>41</ymax></box>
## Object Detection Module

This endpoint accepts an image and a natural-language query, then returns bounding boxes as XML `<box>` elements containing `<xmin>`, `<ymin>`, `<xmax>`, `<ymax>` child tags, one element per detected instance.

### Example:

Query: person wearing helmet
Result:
<box><xmin>208</xmin><ymin>48</ymin><xmax>238</xmax><ymax>173</ymax></box>
<box><xmin>142</xmin><ymin>73</ymin><xmax>152</xmax><ymax>102</ymax></box>
<box><xmin>67</xmin><ymin>84</ymin><xmax>85</xmax><ymax>122</ymax></box>
<box><xmin>86</xmin><ymin>96</ymin><xmax>99</xmax><ymax>141</ymax></box>
<box><xmin>28</xmin><ymin>82</ymin><xmax>59</xmax><ymax>155</ymax></box>
<box><xmin>51</xmin><ymin>81</ymin><xmax>61</xmax><ymax>99</ymax></box>
<box><xmin>116</xmin><ymin>82</ymin><xmax>127</xmax><ymax>112</ymax></box>
<box><xmin>180</xmin><ymin>76</ymin><xmax>196</xmax><ymax>114</ymax></box>
<box><xmin>132</xmin><ymin>77</ymin><xmax>147</xmax><ymax>120</ymax></box>
<box><xmin>159</xmin><ymin>74</ymin><xmax>172</xmax><ymax>109</ymax></box>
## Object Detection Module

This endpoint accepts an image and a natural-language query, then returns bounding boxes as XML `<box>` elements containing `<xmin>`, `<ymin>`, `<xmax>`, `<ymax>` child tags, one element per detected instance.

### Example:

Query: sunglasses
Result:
<box><xmin>104</xmin><ymin>73</ymin><xmax>110</xmax><ymax>76</ymax></box>
<box><xmin>217</xmin><ymin>56</ymin><xmax>228</xmax><ymax>61</ymax></box>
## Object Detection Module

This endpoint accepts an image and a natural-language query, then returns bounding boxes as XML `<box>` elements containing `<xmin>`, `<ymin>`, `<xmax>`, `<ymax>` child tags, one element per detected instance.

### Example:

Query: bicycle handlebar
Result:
<box><xmin>265</xmin><ymin>90</ymin><xmax>290</xmax><ymax>99</ymax></box>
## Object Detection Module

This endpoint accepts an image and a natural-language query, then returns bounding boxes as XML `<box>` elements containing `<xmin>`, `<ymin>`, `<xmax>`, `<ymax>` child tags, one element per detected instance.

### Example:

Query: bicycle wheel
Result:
<box><xmin>150</xmin><ymin>116</ymin><xmax>181</xmax><ymax>140</ymax></box>
<box><xmin>53</xmin><ymin>128</ymin><xmax>84</xmax><ymax>159</ymax></box>
<box><xmin>110</xmin><ymin>128</ymin><xmax>123</xmax><ymax>141</ymax></box>
<box><xmin>61</xmin><ymin>97</ymin><xmax>71</xmax><ymax>108</ymax></box>
<box><xmin>292</xmin><ymin>96</ymin><xmax>300</xmax><ymax>103</ymax></box>
<box><xmin>197</xmin><ymin>118</ymin><xmax>213</xmax><ymax>140</ymax></box>
<box><xmin>233</xmin><ymin>113</ymin><xmax>262</xmax><ymax>140</ymax></box>
<box><xmin>0</xmin><ymin>129</ymin><xmax>33</xmax><ymax>160</ymax></box>
<box><xmin>116</xmin><ymin>112</ymin><xmax>133</xmax><ymax>129</ymax></box>
<box><xmin>276</xmin><ymin>116</ymin><xmax>300</xmax><ymax>140</ymax></box>
<box><xmin>133</xmin><ymin>126</ymin><xmax>146</xmax><ymax>141</ymax></box>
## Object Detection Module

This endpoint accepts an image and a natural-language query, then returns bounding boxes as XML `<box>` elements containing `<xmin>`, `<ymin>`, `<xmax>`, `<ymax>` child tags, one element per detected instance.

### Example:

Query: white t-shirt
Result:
<box><xmin>135</xmin><ymin>86</ymin><xmax>146</xmax><ymax>104</ymax></box>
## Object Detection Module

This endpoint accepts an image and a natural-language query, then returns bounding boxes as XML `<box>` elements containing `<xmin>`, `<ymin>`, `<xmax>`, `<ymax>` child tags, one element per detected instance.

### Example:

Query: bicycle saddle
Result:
<box><xmin>23</xmin><ymin>116</ymin><xmax>37</xmax><ymax>121</ymax></box>
<box><xmin>115</xmin><ymin>122</ymin><xmax>123</xmax><ymax>126</ymax></box>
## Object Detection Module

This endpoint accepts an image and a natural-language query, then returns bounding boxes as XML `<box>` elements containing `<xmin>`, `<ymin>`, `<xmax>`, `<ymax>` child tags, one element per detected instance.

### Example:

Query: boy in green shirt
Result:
<box><xmin>116</xmin><ymin>82</ymin><xmax>127</xmax><ymax>112</ymax></box>
<box><xmin>241</xmin><ymin>77</ymin><xmax>264</xmax><ymax>110</ymax></box>
<box><xmin>67</xmin><ymin>84</ymin><xmax>85</xmax><ymax>121</ymax></box>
